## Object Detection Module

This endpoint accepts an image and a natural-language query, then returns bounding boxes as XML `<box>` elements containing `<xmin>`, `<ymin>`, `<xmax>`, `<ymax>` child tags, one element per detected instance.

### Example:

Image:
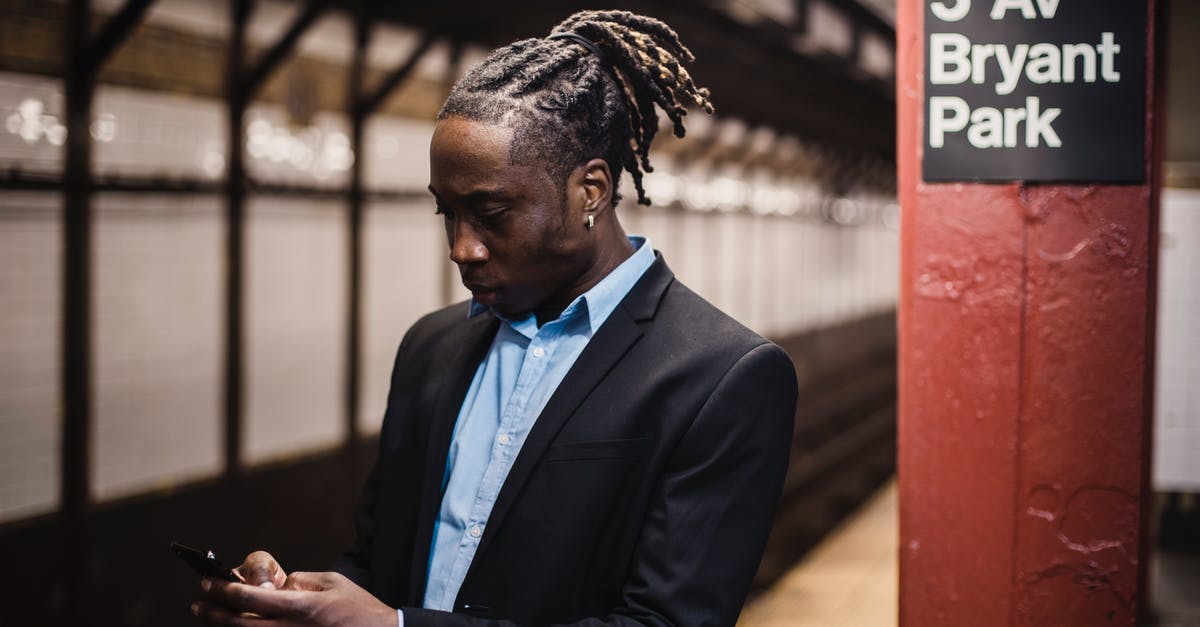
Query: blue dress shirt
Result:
<box><xmin>420</xmin><ymin>236</ymin><xmax>656</xmax><ymax>613</ymax></box>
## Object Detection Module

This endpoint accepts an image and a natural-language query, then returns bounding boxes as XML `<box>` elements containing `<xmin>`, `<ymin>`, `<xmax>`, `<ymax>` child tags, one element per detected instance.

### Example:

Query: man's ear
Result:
<box><xmin>579</xmin><ymin>158</ymin><xmax>614</xmax><ymax>213</ymax></box>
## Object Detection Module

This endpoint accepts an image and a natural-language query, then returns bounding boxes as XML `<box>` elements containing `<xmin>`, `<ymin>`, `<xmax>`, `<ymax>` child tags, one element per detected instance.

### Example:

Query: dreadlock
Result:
<box><xmin>438</xmin><ymin>10</ymin><xmax>714</xmax><ymax>206</ymax></box>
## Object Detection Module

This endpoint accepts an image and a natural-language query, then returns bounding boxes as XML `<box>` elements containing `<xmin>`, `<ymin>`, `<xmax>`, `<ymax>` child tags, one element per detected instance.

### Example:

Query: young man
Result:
<box><xmin>195</xmin><ymin>10</ymin><xmax>797</xmax><ymax>627</ymax></box>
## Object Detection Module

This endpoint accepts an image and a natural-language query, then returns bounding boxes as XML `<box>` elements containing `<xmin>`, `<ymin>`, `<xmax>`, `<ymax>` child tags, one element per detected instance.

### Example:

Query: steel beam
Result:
<box><xmin>224</xmin><ymin>0</ymin><xmax>251</xmax><ymax>478</ymax></box>
<box><xmin>241</xmin><ymin>0</ymin><xmax>326</xmax><ymax>98</ymax></box>
<box><xmin>0</xmin><ymin>171</ymin><xmax>427</xmax><ymax>202</ymax></box>
<box><xmin>61</xmin><ymin>0</ymin><xmax>157</xmax><ymax>622</ymax></box>
<box><xmin>62</xmin><ymin>2</ymin><xmax>93</xmax><ymax>623</ymax></box>
<box><xmin>344</xmin><ymin>5</ymin><xmax>370</xmax><ymax>450</ymax></box>
<box><xmin>357</xmin><ymin>33</ymin><xmax>436</xmax><ymax>118</ymax></box>
<box><xmin>85</xmin><ymin>0</ymin><xmax>157</xmax><ymax>74</ymax></box>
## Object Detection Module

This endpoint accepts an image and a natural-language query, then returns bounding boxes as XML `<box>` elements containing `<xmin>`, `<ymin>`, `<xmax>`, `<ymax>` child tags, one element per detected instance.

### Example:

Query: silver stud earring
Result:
<box><xmin>585</xmin><ymin>214</ymin><xmax>595</xmax><ymax>231</ymax></box>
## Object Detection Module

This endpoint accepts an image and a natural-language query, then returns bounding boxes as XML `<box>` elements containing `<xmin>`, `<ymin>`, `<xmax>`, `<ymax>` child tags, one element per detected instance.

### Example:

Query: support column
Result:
<box><xmin>345</xmin><ymin>6</ymin><xmax>369</xmax><ymax>450</ymax></box>
<box><xmin>896</xmin><ymin>1</ymin><xmax>1161</xmax><ymax>625</ymax></box>
<box><xmin>61</xmin><ymin>2</ymin><xmax>93</xmax><ymax>624</ymax></box>
<box><xmin>224</xmin><ymin>0</ymin><xmax>250</xmax><ymax>478</ymax></box>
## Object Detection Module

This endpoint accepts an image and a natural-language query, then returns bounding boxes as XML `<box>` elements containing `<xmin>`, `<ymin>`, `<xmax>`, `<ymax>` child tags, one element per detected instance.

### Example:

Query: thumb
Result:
<box><xmin>235</xmin><ymin>551</ymin><xmax>286</xmax><ymax>589</ymax></box>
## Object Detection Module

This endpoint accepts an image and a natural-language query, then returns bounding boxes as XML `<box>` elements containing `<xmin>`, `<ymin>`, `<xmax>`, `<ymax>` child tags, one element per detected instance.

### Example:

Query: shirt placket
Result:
<box><xmin>445</xmin><ymin>325</ymin><xmax>559</xmax><ymax>596</ymax></box>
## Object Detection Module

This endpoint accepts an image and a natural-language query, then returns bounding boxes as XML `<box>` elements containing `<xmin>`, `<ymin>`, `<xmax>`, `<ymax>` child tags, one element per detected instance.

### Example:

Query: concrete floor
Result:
<box><xmin>739</xmin><ymin>478</ymin><xmax>1200</xmax><ymax>627</ymax></box>
<box><xmin>739</xmin><ymin>480</ymin><xmax>898</xmax><ymax>627</ymax></box>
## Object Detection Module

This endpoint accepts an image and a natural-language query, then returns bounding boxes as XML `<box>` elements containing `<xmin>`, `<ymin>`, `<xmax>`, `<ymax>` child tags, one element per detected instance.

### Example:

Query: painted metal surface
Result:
<box><xmin>896</xmin><ymin>1</ymin><xmax>1160</xmax><ymax>625</ymax></box>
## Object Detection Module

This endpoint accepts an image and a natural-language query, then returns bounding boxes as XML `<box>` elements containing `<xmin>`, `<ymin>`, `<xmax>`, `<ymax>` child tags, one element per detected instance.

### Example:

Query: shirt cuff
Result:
<box><xmin>397</xmin><ymin>608</ymin><xmax>404</xmax><ymax>627</ymax></box>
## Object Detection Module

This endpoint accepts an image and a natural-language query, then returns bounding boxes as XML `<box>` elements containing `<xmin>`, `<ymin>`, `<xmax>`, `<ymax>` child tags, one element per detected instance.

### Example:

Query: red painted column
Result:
<box><xmin>896</xmin><ymin>1</ymin><xmax>1161</xmax><ymax>625</ymax></box>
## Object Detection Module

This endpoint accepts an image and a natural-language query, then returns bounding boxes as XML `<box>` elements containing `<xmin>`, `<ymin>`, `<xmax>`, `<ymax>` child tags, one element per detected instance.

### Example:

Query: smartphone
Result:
<box><xmin>170</xmin><ymin>541</ymin><xmax>243</xmax><ymax>583</ymax></box>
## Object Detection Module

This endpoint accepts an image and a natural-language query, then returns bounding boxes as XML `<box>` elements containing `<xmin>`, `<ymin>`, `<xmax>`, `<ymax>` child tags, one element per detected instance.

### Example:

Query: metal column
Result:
<box><xmin>896</xmin><ymin>1</ymin><xmax>1162</xmax><ymax>624</ymax></box>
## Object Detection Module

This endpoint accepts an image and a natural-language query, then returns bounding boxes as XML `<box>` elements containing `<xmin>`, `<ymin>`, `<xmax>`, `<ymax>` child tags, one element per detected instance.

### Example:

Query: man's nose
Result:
<box><xmin>449</xmin><ymin>220</ymin><xmax>488</xmax><ymax>265</ymax></box>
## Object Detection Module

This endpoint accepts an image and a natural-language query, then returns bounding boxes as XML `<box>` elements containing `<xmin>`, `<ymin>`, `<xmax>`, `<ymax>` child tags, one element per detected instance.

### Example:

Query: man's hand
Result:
<box><xmin>232</xmin><ymin>551</ymin><xmax>287</xmax><ymax>589</ymax></box>
<box><xmin>193</xmin><ymin>570</ymin><xmax>396</xmax><ymax>627</ymax></box>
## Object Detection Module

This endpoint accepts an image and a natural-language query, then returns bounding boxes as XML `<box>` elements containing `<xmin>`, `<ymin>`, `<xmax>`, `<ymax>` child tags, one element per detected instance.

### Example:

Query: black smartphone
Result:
<box><xmin>170</xmin><ymin>541</ymin><xmax>243</xmax><ymax>583</ymax></box>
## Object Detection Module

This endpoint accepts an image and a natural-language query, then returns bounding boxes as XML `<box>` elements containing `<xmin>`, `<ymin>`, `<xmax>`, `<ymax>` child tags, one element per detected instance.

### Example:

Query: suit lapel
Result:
<box><xmin>406</xmin><ymin>311</ymin><xmax>499</xmax><ymax>604</ymax></box>
<box><xmin>469</xmin><ymin>255</ymin><xmax>675</xmax><ymax>564</ymax></box>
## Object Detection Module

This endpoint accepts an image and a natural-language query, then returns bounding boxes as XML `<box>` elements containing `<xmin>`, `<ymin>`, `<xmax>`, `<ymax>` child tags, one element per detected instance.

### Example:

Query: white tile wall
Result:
<box><xmin>362</xmin><ymin>117</ymin><xmax>434</xmax><ymax>192</ymax></box>
<box><xmin>0</xmin><ymin>193</ymin><xmax>61</xmax><ymax>523</ymax></box>
<box><xmin>93</xmin><ymin>86</ymin><xmax>225</xmax><ymax>180</ymax></box>
<box><xmin>244</xmin><ymin>199</ymin><xmax>346</xmax><ymax>464</ymax></box>
<box><xmin>619</xmin><ymin>202</ymin><xmax>899</xmax><ymax>340</ymax></box>
<box><xmin>358</xmin><ymin>203</ymin><xmax>445</xmax><ymax>435</ymax></box>
<box><xmin>92</xmin><ymin>194</ymin><xmax>224</xmax><ymax>500</ymax></box>
<box><xmin>1154</xmin><ymin>188</ymin><xmax>1200</xmax><ymax>491</ymax></box>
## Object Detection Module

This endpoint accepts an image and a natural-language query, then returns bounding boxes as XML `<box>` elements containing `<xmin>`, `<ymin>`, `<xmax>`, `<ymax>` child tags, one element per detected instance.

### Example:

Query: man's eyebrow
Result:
<box><xmin>427</xmin><ymin>185</ymin><xmax>515</xmax><ymax>202</ymax></box>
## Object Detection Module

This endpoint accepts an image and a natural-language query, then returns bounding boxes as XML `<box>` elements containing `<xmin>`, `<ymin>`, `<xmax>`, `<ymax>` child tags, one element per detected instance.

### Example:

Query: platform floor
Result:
<box><xmin>739</xmin><ymin>478</ymin><xmax>1200</xmax><ymax>627</ymax></box>
<box><xmin>739</xmin><ymin>479</ymin><xmax>898</xmax><ymax>627</ymax></box>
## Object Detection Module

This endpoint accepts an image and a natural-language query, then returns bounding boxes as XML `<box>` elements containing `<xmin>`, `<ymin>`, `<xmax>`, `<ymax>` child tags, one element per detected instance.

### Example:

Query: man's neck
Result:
<box><xmin>532</xmin><ymin>228</ymin><xmax>635</xmax><ymax>326</ymax></box>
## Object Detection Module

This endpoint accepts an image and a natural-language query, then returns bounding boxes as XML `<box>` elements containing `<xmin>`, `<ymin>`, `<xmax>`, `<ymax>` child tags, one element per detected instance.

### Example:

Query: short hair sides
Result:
<box><xmin>437</xmin><ymin>10</ymin><xmax>715</xmax><ymax>206</ymax></box>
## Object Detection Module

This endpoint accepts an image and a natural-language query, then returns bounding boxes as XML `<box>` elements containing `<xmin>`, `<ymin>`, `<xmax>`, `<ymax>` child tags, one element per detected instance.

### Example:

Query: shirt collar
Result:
<box><xmin>467</xmin><ymin>236</ymin><xmax>655</xmax><ymax>337</ymax></box>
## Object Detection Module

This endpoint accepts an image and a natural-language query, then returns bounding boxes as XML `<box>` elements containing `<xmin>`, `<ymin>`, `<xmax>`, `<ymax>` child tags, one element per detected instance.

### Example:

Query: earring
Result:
<box><xmin>585</xmin><ymin>214</ymin><xmax>595</xmax><ymax>231</ymax></box>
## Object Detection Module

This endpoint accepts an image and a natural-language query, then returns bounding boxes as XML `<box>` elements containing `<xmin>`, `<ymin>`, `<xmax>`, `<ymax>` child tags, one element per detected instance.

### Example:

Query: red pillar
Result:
<box><xmin>896</xmin><ymin>1</ymin><xmax>1161</xmax><ymax>625</ymax></box>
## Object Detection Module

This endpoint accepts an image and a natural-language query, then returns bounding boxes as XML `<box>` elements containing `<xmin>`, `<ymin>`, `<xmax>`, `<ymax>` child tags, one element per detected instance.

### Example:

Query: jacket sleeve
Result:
<box><xmin>400</xmin><ymin>341</ymin><xmax>798</xmax><ymax>627</ymax></box>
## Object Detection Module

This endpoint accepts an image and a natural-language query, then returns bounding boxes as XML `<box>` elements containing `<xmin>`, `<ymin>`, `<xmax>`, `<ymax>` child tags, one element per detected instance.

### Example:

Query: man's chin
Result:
<box><xmin>470</xmin><ymin>289</ymin><xmax>495</xmax><ymax>303</ymax></box>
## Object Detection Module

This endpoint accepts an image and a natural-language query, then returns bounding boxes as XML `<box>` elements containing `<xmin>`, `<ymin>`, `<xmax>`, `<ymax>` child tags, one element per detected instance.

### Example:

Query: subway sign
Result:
<box><xmin>923</xmin><ymin>0</ymin><xmax>1146</xmax><ymax>182</ymax></box>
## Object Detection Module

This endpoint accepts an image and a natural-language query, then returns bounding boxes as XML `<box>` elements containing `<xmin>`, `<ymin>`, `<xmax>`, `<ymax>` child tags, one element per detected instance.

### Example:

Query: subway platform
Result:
<box><xmin>740</xmin><ymin>480</ymin><xmax>898</xmax><ymax>627</ymax></box>
<box><xmin>740</xmin><ymin>478</ymin><xmax>1200</xmax><ymax>627</ymax></box>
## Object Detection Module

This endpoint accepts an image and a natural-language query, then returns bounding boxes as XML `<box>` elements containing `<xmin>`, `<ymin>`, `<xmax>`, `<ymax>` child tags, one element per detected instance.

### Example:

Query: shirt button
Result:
<box><xmin>531</xmin><ymin>346</ymin><xmax>545</xmax><ymax>358</ymax></box>
<box><xmin>469</xmin><ymin>525</ymin><xmax>482</xmax><ymax>538</ymax></box>
<box><xmin>498</xmin><ymin>433</ymin><xmax>511</xmax><ymax>445</ymax></box>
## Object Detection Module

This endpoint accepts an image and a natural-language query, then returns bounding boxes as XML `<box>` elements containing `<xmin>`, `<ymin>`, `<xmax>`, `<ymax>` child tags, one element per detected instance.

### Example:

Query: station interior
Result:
<box><xmin>0</xmin><ymin>0</ymin><xmax>1196</xmax><ymax>625</ymax></box>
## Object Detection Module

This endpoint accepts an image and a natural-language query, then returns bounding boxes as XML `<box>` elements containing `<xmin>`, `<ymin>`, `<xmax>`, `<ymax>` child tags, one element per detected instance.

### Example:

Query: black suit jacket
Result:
<box><xmin>334</xmin><ymin>254</ymin><xmax>797</xmax><ymax>626</ymax></box>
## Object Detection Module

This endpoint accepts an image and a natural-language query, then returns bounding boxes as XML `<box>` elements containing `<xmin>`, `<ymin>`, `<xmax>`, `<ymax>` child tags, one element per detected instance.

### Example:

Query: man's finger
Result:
<box><xmin>280</xmin><ymin>571</ymin><xmax>334</xmax><ymax>592</ymax></box>
<box><xmin>201</xmin><ymin>578</ymin><xmax>310</xmax><ymax>618</ymax></box>
<box><xmin>235</xmin><ymin>551</ymin><xmax>285</xmax><ymax>588</ymax></box>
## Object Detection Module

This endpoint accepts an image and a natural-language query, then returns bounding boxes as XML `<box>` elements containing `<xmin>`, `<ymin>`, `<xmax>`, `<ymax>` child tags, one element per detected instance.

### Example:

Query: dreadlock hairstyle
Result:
<box><xmin>438</xmin><ymin>10</ymin><xmax>714</xmax><ymax>206</ymax></box>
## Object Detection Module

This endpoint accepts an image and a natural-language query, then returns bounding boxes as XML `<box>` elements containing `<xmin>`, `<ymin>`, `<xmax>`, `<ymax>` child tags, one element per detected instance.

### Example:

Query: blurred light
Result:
<box><xmin>750</xmin><ymin>183</ymin><xmax>800</xmax><ymax>216</ymax></box>
<box><xmin>200</xmin><ymin>141</ymin><xmax>225</xmax><ymax>178</ymax></box>
<box><xmin>90</xmin><ymin>112</ymin><xmax>117</xmax><ymax>143</ymax></box>
<box><xmin>642</xmin><ymin>170</ymin><xmax>679</xmax><ymax>206</ymax></box>
<box><xmin>710</xmin><ymin>176</ymin><xmax>747</xmax><ymax>212</ymax></box>
<box><xmin>681</xmin><ymin>171</ymin><xmax>714</xmax><ymax>212</ymax></box>
<box><xmin>322</xmin><ymin>132</ymin><xmax>354</xmax><ymax>171</ymax></box>
<box><xmin>244</xmin><ymin>117</ymin><xmax>354</xmax><ymax>175</ymax></box>
<box><xmin>45</xmin><ymin>124</ymin><xmax>66</xmax><ymax>146</ymax></box>
<box><xmin>6</xmin><ymin>97</ymin><xmax>67</xmax><ymax>146</ymax></box>
<box><xmin>881</xmin><ymin>202</ymin><xmax>900</xmax><ymax>231</ymax></box>
<box><xmin>830</xmin><ymin>197</ymin><xmax>861</xmax><ymax>225</ymax></box>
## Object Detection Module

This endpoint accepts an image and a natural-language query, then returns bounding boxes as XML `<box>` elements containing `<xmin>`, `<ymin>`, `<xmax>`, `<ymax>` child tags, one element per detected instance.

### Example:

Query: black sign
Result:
<box><xmin>923</xmin><ymin>0</ymin><xmax>1146</xmax><ymax>182</ymax></box>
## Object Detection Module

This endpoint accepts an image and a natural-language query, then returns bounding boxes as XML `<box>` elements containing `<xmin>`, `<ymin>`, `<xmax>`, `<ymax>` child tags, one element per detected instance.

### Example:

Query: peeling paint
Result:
<box><xmin>1026</xmin><ymin>506</ymin><xmax>1055</xmax><ymax>522</ymax></box>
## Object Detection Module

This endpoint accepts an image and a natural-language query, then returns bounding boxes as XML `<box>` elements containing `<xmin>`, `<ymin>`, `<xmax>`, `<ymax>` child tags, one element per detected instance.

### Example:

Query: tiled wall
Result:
<box><xmin>358</xmin><ymin>202</ymin><xmax>447</xmax><ymax>436</ymax></box>
<box><xmin>243</xmin><ymin>199</ymin><xmax>347</xmax><ymax>464</ymax></box>
<box><xmin>622</xmin><ymin>204</ymin><xmax>900</xmax><ymax>339</ymax></box>
<box><xmin>1154</xmin><ymin>188</ymin><xmax>1200</xmax><ymax>492</ymax></box>
<box><xmin>0</xmin><ymin>193</ymin><xmax>61</xmax><ymax>523</ymax></box>
<box><xmin>92</xmin><ymin>194</ymin><xmax>224</xmax><ymax>500</ymax></box>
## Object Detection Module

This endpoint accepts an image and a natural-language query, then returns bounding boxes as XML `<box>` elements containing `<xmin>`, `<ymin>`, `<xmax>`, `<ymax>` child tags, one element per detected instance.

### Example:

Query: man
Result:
<box><xmin>195</xmin><ymin>10</ymin><xmax>797</xmax><ymax>627</ymax></box>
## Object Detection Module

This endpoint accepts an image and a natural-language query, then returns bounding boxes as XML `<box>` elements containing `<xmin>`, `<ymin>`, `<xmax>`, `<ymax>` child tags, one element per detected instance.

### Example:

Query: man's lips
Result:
<box><xmin>462</xmin><ymin>279</ymin><xmax>499</xmax><ymax>300</ymax></box>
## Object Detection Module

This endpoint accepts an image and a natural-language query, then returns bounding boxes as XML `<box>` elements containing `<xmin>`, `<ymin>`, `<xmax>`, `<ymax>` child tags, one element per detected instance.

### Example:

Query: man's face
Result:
<box><xmin>428</xmin><ymin>116</ymin><xmax>597</xmax><ymax>321</ymax></box>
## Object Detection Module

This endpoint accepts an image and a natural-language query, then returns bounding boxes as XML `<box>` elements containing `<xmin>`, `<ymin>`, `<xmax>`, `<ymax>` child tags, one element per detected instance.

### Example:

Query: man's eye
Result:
<box><xmin>479</xmin><ymin>207</ymin><xmax>509</xmax><ymax>223</ymax></box>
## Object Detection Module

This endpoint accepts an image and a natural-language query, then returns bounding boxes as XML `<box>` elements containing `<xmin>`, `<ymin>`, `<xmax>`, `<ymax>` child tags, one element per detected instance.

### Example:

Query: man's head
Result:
<box><xmin>428</xmin><ymin>10</ymin><xmax>712</xmax><ymax>321</ymax></box>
